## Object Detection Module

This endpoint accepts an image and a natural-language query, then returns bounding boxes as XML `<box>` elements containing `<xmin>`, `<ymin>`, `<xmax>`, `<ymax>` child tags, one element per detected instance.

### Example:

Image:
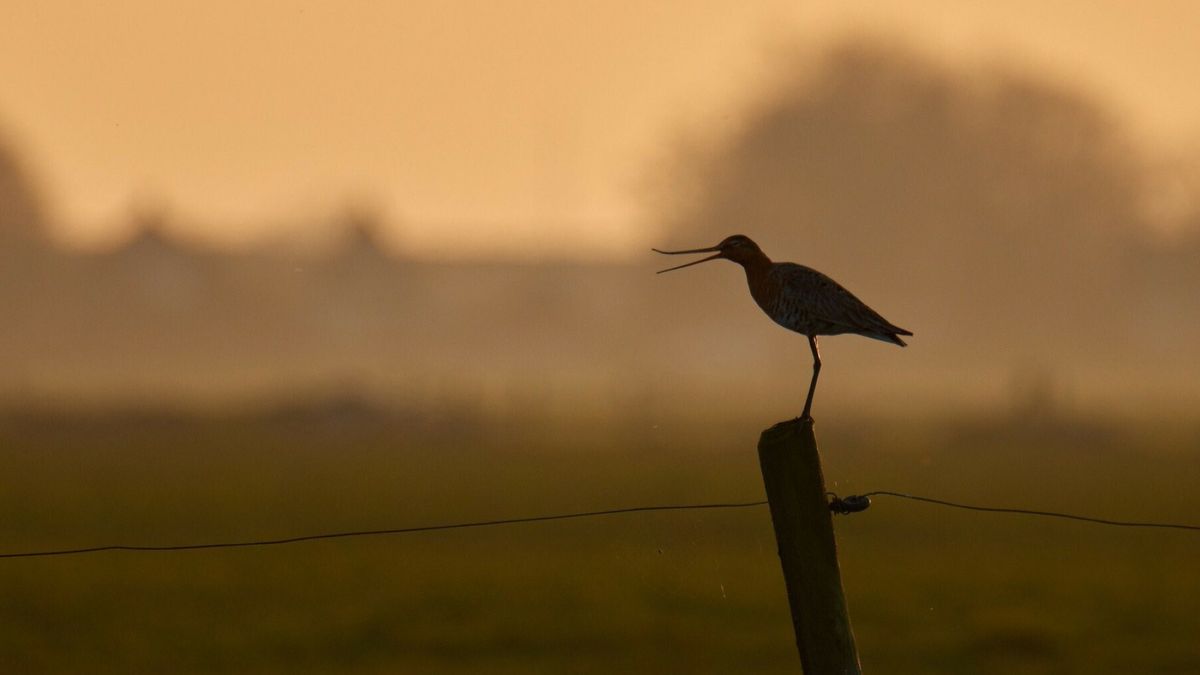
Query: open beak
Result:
<box><xmin>651</xmin><ymin>245</ymin><xmax>724</xmax><ymax>274</ymax></box>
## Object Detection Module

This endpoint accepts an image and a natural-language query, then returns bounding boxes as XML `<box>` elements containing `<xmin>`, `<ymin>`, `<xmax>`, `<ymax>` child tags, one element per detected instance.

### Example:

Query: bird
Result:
<box><xmin>653</xmin><ymin>234</ymin><xmax>911</xmax><ymax>421</ymax></box>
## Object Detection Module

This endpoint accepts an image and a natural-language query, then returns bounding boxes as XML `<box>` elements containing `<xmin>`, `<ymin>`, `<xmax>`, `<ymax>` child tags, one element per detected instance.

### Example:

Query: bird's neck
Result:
<box><xmin>739</xmin><ymin>251</ymin><xmax>772</xmax><ymax>278</ymax></box>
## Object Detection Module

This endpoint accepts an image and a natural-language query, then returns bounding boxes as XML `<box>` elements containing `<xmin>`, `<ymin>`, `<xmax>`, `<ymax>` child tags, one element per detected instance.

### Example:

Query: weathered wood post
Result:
<box><xmin>758</xmin><ymin>418</ymin><xmax>862</xmax><ymax>674</ymax></box>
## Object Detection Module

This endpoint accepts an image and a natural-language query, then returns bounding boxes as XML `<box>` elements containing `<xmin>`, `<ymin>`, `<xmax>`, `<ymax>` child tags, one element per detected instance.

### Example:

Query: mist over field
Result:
<box><xmin>2</xmin><ymin>41</ymin><xmax>1199</xmax><ymax>419</ymax></box>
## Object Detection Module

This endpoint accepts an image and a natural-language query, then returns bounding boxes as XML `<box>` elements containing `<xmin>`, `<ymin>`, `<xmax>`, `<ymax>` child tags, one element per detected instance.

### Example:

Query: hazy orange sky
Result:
<box><xmin>3</xmin><ymin>1</ymin><xmax>1200</xmax><ymax>258</ymax></box>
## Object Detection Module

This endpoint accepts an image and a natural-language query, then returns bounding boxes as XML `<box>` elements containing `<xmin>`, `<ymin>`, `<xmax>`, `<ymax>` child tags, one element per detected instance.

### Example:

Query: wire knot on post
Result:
<box><xmin>827</xmin><ymin>493</ymin><xmax>872</xmax><ymax>515</ymax></box>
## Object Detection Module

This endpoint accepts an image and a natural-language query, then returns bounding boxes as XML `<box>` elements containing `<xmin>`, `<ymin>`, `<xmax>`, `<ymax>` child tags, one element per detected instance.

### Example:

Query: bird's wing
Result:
<box><xmin>774</xmin><ymin>263</ymin><xmax>909</xmax><ymax>336</ymax></box>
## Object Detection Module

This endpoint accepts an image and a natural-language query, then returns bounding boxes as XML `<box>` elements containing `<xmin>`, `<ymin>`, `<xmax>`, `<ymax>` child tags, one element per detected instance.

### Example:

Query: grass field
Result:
<box><xmin>1</xmin><ymin>407</ymin><xmax>1198</xmax><ymax>674</ymax></box>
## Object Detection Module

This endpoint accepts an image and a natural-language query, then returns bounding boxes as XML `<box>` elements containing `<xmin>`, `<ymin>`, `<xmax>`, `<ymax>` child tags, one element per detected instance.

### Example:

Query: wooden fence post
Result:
<box><xmin>758</xmin><ymin>417</ymin><xmax>862</xmax><ymax>674</ymax></box>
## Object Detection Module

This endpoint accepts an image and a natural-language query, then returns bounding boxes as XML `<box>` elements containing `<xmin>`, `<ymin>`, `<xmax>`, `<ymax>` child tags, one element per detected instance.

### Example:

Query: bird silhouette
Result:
<box><xmin>654</xmin><ymin>234</ymin><xmax>911</xmax><ymax>421</ymax></box>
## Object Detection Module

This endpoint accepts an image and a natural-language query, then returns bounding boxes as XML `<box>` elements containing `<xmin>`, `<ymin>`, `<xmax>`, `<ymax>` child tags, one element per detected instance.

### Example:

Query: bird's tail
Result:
<box><xmin>865</xmin><ymin>329</ymin><xmax>911</xmax><ymax>347</ymax></box>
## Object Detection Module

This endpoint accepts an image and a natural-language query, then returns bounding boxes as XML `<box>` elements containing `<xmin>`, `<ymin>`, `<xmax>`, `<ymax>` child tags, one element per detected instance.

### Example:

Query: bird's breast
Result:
<box><xmin>747</xmin><ymin>269</ymin><xmax>790</xmax><ymax>322</ymax></box>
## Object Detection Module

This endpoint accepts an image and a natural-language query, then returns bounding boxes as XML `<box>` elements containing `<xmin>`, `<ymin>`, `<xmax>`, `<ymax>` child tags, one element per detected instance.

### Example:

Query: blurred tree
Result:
<box><xmin>0</xmin><ymin>129</ymin><xmax>47</xmax><ymax>253</ymax></box>
<box><xmin>658</xmin><ymin>40</ymin><xmax>1147</xmax><ymax>342</ymax></box>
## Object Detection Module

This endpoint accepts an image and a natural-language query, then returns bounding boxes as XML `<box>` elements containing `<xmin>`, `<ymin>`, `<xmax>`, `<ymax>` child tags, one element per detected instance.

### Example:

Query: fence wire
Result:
<box><xmin>2</xmin><ymin>491</ymin><xmax>1197</xmax><ymax>560</ymax></box>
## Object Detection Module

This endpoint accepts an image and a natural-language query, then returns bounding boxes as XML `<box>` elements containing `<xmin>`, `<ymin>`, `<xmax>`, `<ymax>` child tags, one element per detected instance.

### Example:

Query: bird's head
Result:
<box><xmin>653</xmin><ymin>234</ymin><xmax>765</xmax><ymax>273</ymax></box>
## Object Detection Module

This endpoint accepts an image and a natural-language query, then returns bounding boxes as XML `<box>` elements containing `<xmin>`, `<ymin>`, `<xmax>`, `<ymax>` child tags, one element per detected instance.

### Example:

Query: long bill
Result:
<box><xmin>651</xmin><ymin>246</ymin><xmax>722</xmax><ymax>274</ymax></box>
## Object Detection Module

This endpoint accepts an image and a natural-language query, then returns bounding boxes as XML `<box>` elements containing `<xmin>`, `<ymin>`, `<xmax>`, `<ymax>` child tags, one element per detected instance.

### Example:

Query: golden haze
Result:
<box><xmin>2</xmin><ymin>1</ymin><xmax>1200</xmax><ymax>256</ymax></box>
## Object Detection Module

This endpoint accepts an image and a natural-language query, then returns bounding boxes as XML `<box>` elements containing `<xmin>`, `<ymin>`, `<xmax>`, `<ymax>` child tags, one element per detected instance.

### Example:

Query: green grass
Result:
<box><xmin>0</xmin><ymin>411</ymin><xmax>1198</xmax><ymax>673</ymax></box>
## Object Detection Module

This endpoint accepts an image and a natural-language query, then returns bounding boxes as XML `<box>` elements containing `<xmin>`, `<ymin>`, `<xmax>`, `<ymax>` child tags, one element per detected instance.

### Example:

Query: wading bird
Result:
<box><xmin>654</xmin><ymin>234</ymin><xmax>911</xmax><ymax>421</ymax></box>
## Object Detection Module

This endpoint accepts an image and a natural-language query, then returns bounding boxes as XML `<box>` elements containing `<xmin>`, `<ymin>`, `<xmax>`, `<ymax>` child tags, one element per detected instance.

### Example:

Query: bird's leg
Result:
<box><xmin>800</xmin><ymin>336</ymin><xmax>821</xmax><ymax>422</ymax></box>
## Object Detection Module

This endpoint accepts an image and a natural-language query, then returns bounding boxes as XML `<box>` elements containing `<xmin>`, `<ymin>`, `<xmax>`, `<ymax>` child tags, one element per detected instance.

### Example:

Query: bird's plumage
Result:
<box><xmin>751</xmin><ymin>262</ymin><xmax>911</xmax><ymax>345</ymax></box>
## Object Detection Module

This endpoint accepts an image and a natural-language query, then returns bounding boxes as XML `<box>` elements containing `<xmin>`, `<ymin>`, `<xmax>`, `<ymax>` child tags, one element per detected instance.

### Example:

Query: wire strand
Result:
<box><xmin>857</xmin><ymin>491</ymin><xmax>1200</xmax><ymax>532</ymax></box>
<box><xmin>0</xmin><ymin>500</ymin><xmax>769</xmax><ymax>560</ymax></box>
<box><xmin>2</xmin><ymin>491</ymin><xmax>1198</xmax><ymax>560</ymax></box>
